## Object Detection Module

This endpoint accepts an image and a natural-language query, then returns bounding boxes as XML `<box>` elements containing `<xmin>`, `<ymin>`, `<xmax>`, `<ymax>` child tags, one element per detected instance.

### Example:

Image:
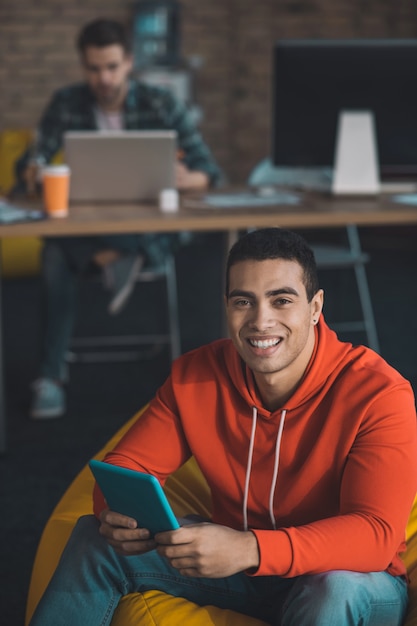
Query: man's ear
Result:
<box><xmin>312</xmin><ymin>288</ymin><xmax>324</xmax><ymax>323</ymax></box>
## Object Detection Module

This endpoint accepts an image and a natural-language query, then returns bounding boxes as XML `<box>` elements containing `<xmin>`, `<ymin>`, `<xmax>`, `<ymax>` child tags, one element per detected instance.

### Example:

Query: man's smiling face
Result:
<box><xmin>226</xmin><ymin>258</ymin><xmax>323</xmax><ymax>386</ymax></box>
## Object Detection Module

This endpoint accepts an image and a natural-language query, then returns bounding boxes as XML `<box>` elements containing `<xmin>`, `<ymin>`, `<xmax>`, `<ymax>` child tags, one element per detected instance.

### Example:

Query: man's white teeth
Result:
<box><xmin>249</xmin><ymin>338</ymin><xmax>280</xmax><ymax>349</ymax></box>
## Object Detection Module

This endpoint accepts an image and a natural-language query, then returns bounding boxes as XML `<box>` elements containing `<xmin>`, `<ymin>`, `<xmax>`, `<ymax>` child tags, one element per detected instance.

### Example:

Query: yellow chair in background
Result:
<box><xmin>25</xmin><ymin>407</ymin><xmax>417</xmax><ymax>626</ymax></box>
<box><xmin>0</xmin><ymin>128</ymin><xmax>33</xmax><ymax>196</ymax></box>
<box><xmin>0</xmin><ymin>237</ymin><xmax>43</xmax><ymax>279</ymax></box>
<box><xmin>0</xmin><ymin>129</ymin><xmax>42</xmax><ymax>278</ymax></box>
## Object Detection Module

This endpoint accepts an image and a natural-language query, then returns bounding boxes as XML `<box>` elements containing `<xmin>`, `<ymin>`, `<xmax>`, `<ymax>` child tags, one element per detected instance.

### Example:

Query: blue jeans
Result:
<box><xmin>29</xmin><ymin>515</ymin><xmax>408</xmax><ymax>626</ymax></box>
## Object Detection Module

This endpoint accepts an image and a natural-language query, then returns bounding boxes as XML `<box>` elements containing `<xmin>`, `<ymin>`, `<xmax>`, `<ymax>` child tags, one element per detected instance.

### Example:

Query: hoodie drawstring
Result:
<box><xmin>243</xmin><ymin>407</ymin><xmax>287</xmax><ymax>531</ymax></box>
<box><xmin>243</xmin><ymin>406</ymin><xmax>258</xmax><ymax>532</ymax></box>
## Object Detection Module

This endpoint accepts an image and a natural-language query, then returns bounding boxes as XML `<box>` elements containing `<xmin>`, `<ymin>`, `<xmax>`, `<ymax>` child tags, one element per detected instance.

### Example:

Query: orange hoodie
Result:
<box><xmin>95</xmin><ymin>318</ymin><xmax>417</xmax><ymax>578</ymax></box>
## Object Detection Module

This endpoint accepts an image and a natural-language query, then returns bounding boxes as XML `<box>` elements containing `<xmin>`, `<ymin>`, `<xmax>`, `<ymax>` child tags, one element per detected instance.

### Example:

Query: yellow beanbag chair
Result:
<box><xmin>25</xmin><ymin>406</ymin><xmax>417</xmax><ymax>625</ymax></box>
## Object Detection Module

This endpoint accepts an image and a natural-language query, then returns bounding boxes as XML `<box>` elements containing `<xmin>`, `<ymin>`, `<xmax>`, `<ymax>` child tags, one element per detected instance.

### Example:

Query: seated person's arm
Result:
<box><xmin>161</xmin><ymin>89</ymin><xmax>222</xmax><ymax>189</ymax></box>
<box><xmin>175</xmin><ymin>159</ymin><xmax>210</xmax><ymax>191</ymax></box>
<box><xmin>14</xmin><ymin>90</ymin><xmax>70</xmax><ymax>195</ymax></box>
<box><xmin>251</xmin><ymin>386</ymin><xmax>417</xmax><ymax>578</ymax></box>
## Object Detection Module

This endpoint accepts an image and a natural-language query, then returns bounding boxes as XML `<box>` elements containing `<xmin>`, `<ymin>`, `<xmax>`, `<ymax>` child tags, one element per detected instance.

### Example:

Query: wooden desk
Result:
<box><xmin>1</xmin><ymin>190</ymin><xmax>417</xmax><ymax>453</ymax></box>
<box><xmin>1</xmin><ymin>192</ymin><xmax>417</xmax><ymax>238</ymax></box>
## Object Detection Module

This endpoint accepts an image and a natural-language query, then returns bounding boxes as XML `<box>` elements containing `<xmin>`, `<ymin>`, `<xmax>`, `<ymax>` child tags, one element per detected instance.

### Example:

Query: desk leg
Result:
<box><xmin>0</xmin><ymin>245</ymin><xmax>6</xmax><ymax>454</ymax></box>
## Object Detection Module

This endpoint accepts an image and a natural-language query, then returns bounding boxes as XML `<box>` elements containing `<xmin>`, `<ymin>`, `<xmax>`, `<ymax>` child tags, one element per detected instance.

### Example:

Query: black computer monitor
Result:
<box><xmin>272</xmin><ymin>39</ymin><xmax>417</xmax><ymax>179</ymax></box>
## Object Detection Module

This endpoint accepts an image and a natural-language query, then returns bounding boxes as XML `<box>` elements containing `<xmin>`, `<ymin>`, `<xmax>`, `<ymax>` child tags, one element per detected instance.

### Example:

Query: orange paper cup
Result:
<box><xmin>42</xmin><ymin>165</ymin><xmax>71</xmax><ymax>218</ymax></box>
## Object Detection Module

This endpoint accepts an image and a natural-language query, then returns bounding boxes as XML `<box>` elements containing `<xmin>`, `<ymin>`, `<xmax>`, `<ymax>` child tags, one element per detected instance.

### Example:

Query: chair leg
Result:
<box><xmin>68</xmin><ymin>253</ymin><xmax>181</xmax><ymax>363</ymax></box>
<box><xmin>347</xmin><ymin>225</ymin><xmax>380</xmax><ymax>353</ymax></box>
<box><xmin>165</xmin><ymin>255</ymin><xmax>181</xmax><ymax>360</ymax></box>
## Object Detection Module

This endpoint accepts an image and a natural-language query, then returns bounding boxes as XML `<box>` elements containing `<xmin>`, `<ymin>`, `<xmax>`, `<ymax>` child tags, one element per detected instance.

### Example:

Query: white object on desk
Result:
<box><xmin>159</xmin><ymin>188</ymin><xmax>179</xmax><ymax>213</ymax></box>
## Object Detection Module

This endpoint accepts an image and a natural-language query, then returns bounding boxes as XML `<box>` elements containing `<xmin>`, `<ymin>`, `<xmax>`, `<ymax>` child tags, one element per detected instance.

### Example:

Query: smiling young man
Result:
<box><xmin>29</xmin><ymin>228</ymin><xmax>417</xmax><ymax>626</ymax></box>
<box><xmin>16</xmin><ymin>18</ymin><xmax>221</xmax><ymax>420</ymax></box>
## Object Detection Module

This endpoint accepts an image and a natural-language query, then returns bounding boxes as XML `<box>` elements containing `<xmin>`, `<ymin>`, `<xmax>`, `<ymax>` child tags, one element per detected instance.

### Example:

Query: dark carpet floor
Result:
<box><xmin>0</xmin><ymin>226</ymin><xmax>416</xmax><ymax>625</ymax></box>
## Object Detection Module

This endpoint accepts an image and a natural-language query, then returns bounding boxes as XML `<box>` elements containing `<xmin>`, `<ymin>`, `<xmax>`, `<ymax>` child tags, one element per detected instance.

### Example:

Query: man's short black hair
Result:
<box><xmin>77</xmin><ymin>18</ymin><xmax>132</xmax><ymax>55</ymax></box>
<box><xmin>226</xmin><ymin>228</ymin><xmax>319</xmax><ymax>302</ymax></box>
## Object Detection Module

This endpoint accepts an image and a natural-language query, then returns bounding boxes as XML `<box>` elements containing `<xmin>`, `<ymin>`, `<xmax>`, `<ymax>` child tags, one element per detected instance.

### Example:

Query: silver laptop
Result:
<box><xmin>64</xmin><ymin>130</ymin><xmax>177</xmax><ymax>202</ymax></box>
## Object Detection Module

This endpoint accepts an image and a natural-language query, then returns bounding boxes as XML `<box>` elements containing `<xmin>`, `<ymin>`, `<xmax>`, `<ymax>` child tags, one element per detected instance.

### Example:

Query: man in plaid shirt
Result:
<box><xmin>16</xmin><ymin>18</ymin><xmax>222</xmax><ymax>420</ymax></box>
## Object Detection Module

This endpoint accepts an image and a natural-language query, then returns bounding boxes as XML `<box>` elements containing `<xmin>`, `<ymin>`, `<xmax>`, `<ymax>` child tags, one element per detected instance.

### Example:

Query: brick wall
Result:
<box><xmin>1</xmin><ymin>0</ymin><xmax>417</xmax><ymax>183</ymax></box>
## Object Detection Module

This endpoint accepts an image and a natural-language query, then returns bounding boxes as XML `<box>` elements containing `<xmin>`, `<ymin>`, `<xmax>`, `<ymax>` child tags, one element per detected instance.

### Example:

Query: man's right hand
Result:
<box><xmin>98</xmin><ymin>508</ymin><xmax>157</xmax><ymax>555</ymax></box>
<box><xmin>23</xmin><ymin>163</ymin><xmax>40</xmax><ymax>197</ymax></box>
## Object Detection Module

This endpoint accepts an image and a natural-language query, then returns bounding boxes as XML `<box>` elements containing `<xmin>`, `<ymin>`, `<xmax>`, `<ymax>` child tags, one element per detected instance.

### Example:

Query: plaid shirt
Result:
<box><xmin>16</xmin><ymin>81</ymin><xmax>222</xmax><ymax>266</ymax></box>
<box><xmin>26</xmin><ymin>79</ymin><xmax>221</xmax><ymax>185</ymax></box>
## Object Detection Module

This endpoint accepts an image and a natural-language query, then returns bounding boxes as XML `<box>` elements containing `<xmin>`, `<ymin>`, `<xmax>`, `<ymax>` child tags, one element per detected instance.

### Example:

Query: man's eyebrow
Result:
<box><xmin>228</xmin><ymin>289</ymin><xmax>254</xmax><ymax>299</ymax></box>
<box><xmin>267</xmin><ymin>287</ymin><xmax>300</xmax><ymax>297</ymax></box>
<box><xmin>227</xmin><ymin>287</ymin><xmax>300</xmax><ymax>298</ymax></box>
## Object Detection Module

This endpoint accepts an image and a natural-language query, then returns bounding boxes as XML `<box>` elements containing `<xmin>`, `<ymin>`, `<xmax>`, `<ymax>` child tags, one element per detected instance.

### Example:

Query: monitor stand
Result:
<box><xmin>332</xmin><ymin>110</ymin><xmax>380</xmax><ymax>195</ymax></box>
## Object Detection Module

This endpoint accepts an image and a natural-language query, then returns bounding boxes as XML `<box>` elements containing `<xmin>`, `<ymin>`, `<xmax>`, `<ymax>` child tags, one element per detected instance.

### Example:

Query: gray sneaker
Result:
<box><xmin>30</xmin><ymin>378</ymin><xmax>66</xmax><ymax>419</ymax></box>
<box><xmin>104</xmin><ymin>254</ymin><xmax>144</xmax><ymax>315</ymax></box>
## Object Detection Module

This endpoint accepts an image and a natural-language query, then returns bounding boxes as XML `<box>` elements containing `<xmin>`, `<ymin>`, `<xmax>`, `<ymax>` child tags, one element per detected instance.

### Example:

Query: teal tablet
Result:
<box><xmin>89</xmin><ymin>459</ymin><xmax>180</xmax><ymax>536</ymax></box>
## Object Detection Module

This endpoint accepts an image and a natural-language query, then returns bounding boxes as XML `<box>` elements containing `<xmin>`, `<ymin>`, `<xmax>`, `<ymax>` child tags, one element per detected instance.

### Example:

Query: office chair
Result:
<box><xmin>68</xmin><ymin>253</ymin><xmax>181</xmax><ymax>363</ymax></box>
<box><xmin>248</xmin><ymin>158</ymin><xmax>380</xmax><ymax>353</ymax></box>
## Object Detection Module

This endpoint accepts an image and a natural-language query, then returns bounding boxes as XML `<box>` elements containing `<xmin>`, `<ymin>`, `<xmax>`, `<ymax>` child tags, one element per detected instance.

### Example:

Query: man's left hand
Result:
<box><xmin>155</xmin><ymin>522</ymin><xmax>259</xmax><ymax>578</ymax></box>
<box><xmin>175</xmin><ymin>161</ymin><xmax>209</xmax><ymax>191</ymax></box>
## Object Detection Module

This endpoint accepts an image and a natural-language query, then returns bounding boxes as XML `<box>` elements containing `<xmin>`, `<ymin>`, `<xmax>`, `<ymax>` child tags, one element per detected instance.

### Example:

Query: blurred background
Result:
<box><xmin>1</xmin><ymin>0</ymin><xmax>417</xmax><ymax>186</ymax></box>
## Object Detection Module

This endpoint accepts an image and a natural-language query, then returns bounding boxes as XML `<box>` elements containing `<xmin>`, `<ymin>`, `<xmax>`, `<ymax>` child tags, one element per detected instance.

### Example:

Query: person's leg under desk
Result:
<box><xmin>38</xmin><ymin>235</ymin><xmax>142</xmax><ymax>380</ymax></box>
